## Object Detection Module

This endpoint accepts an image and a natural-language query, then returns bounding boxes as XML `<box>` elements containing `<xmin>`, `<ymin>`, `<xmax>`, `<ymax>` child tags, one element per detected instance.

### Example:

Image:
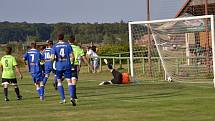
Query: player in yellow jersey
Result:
<box><xmin>68</xmin><ymin>35</ymin><xmax>92</xmax><ymax>102</ymax></box>
<box><xmin>0</xmin><ymin>47</ymin><xmax>23</xmax><ymax>101</ymax></box>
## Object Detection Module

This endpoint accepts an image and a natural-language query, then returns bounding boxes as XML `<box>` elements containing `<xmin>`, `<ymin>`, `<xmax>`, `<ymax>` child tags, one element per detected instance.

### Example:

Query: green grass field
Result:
<box><xmin>1</xmin><ymin>71</ymin><xmax>215</xmax><ymax>121</ymax></box>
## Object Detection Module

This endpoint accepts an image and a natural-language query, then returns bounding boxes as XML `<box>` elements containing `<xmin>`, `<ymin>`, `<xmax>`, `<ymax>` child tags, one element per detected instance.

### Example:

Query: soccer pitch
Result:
<box><xmin>1</xmin><ymin>71</ymin><xmax>215</xmax><ymax>121</ymax></box>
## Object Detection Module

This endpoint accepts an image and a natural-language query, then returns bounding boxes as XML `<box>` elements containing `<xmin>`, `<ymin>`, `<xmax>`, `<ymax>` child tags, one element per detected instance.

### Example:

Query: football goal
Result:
<box><xmin>128</xmin><ymin>15</ymin><xmax>215</xmax><ymax>86</ymax></box>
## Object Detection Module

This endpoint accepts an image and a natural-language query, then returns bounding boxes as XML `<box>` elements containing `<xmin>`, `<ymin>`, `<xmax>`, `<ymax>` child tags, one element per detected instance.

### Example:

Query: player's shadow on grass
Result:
<box><xmin>80</xmin><ymin>92</ymin><xmax>182</xmax><ymax>106</ymax></box>
<box><xmin>80</xmin><ymin>83</ymin><xmax>183</xmax><ymax>98</ymax></box>
<box><xmin>20</xmin><ymin>83</ymin><xmax>33</xmax><ymax>86</ymax></box>
<box><xmin>80</xmin><ymin>90</ymin><xmax>182</xmax><ymax>106</ymax></box>
<box><xmin>80</xmin><ymin>82</ymin><xmax>184</xmax><ymax>90</ymax></box>
<box><xmin>79</xmin><ymin>84</ymin><xmax>138</xmax><ymax>91</ymax></box>
<box><xmin>82</xmin><ymin>91</ymin><xmax>125</xmax><ymax>98</ymax></box>
<box><xmin>21</xmin><ymin>94</ymin><xmax>58</xmax><ymax>101</ymax></box>
<box><xmin>116</xmin><ymin>91</ymin><xmax>182</xmax><ymax>100</ymax></box>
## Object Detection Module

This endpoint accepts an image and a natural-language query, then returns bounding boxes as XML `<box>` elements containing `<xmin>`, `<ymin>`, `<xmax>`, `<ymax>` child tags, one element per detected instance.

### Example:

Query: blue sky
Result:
<box><xmin>0</xmin><ymin>0</ymin><xmax>186</xmax><ymax>23</ymax></box>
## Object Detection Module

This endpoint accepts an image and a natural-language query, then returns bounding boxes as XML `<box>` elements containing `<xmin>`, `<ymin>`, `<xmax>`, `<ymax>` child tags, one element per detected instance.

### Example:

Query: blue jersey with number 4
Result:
<box><xmin>23</xmin><ymin>49</ymin><xmax>42</xmax><ymax>73</ymax></box>
<box><xmin>51</xmin><ymin>42</ymin><xmax>73</xmax><ymax>71</ymax></box>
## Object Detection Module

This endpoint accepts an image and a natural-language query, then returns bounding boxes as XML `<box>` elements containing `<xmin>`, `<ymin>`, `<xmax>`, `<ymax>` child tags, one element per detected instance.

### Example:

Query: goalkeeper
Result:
<box><xmin>99</xmin><ymin>59</ymin><xmax>122</xmax><ymax>85</ymax></box>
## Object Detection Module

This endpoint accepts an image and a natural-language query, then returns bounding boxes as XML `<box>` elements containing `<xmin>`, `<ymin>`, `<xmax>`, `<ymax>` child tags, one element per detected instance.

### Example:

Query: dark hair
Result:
<box><xmin>46</xmin><ymin>40</ymin><xmax>53</xmax><ymax>46</ymax></box>
<box><xmin>108</xmin><ymin>64</ymin><xmax>113</xmax><ymax>69</ymax></box>
<box><xmin>92</xmin><ymin>45</ymin><xmax>97</xmax><ymax>52</ymax></box>
<box><xmin>40</xmin><ymin>45</ymin><xmax>46</xmax><ymax>51</ymax></box>
<box><xmin>68</xmin><ymin>35</ymin><xmax>75</xmax><ymax>43</ymax></box>
<box><xmin>57</xmin><ymin>33</ymin><xmax>64</xmax><ymax>40</ymax></box>
<box><xmin>31</xmin><ymin>42</ymin><xmax>37</xmax><ymax>49</ymax></box>
<box><xmin>5</xmin><ymin>46</ymin><xmax>12</xmax><ymax>55</ymax></box>
<box><xmin>27</xmin><ymin>46</ymin><xmax>31</xmax><ymax>50</ymax></box>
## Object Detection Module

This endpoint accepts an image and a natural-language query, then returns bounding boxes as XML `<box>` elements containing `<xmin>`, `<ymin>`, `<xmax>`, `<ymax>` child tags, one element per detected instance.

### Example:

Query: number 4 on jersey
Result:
<box><xmin>60</xmin><ymin>48</ymin><xmax>65</xmax><ymax>57</ymax></box>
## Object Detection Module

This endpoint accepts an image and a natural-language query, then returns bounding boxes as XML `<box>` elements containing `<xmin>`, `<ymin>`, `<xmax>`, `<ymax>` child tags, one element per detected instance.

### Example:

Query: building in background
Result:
<box><xmin>175</xmin><ymin>0</ymin><xmax>215</xmax><ymax>48</ymax></box>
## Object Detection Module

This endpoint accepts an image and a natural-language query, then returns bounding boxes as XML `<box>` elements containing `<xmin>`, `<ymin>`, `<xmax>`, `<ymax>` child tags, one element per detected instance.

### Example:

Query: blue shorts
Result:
<box><xmin>56</xmin><ymin>69</ymin><xmax>72</xmax><ymax>80</ymax></box>
<box><xmin>71</xmin><ymin>65</ymin><xmax>79</xmax><ymax>80</ymax></box>
<box><xmin>31</xmin><ymin>72</ymin><xmax>43</xmax><ymax>83</ymax></box>
<box><xmin>44</xmin><ymin>66</ymin><xmax>53</xmax><ymax>75</ymax></box>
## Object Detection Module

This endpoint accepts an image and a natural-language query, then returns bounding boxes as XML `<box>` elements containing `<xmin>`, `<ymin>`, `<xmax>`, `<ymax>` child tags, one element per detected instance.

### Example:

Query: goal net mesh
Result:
<box><xmin>129</xmin><ymin>15</ymin><xmax>214</xmax><ymax>83</ymax></box>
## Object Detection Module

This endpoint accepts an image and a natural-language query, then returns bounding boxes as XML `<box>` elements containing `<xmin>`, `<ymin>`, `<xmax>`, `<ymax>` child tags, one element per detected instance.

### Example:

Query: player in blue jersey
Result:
<box><xmin>42</xmin><ymin>40</ymin><xmax>54</xmax><ymax>86</ymax></box>
<box><xmin>23</xmin><ymin>42</ymin><xmax>45</xmax><ymax>101</ymax></box>
<box><xmin>51</xmin><ymin>33</ymin><xmax>76</xmax><ymax>105</ymax></box>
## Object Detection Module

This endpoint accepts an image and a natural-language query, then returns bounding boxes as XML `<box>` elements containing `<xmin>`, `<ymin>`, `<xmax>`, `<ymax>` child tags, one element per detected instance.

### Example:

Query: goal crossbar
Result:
<box><xmin>129</xmin><ymin>15</ymin><xmax>214</xmax><ymax>25</ymax></box>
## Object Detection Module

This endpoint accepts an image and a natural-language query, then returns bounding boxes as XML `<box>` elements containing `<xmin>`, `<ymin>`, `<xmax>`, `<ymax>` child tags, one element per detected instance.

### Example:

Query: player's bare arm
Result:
<box><xmin>23</xmin><ymin>58</ymin><xmax>28</xmax><ymax>70</ymax></box>
<box><xmin>70</xmin><ymin>52</ymin><xmax>75</xmax><ymax>64</ymax></box>
<box><xmin>15</xmin><ymin>65</ymin><xmax>23</xmax><ymax>80</ymax></box>
<box><xmin>0</xmin><ymin>64</ymin><xmax>3</xmax><ymax>72</ymax></box>
<box><xmin>82</xmin><ymin>56</ymin><xmax>93</xmax><ymax>70</ymax></box>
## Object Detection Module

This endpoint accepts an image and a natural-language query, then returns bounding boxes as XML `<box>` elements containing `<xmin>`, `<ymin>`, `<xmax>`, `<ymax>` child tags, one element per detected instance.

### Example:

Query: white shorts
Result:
<box><xmin>91</xmin><ymin>59</ymin><xmax>99</xmax><ymax>69</ymax></box>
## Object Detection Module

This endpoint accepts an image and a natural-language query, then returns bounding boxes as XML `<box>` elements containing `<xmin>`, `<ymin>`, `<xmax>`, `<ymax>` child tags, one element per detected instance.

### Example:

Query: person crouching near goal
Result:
<box><xmin>0</xmin><ymin>46</ymin><xmax>23</xmax><ymax>101</ymax></box>
<box><xmin>99</xmin><ymin>59</ymin><xmax>123</xmax><ymax>85</ymax></box>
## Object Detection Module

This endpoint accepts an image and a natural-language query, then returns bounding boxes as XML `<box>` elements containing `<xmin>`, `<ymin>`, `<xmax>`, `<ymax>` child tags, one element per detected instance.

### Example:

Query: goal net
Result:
<box><xmin>129</xmin><ymin>15</ymin><xmax>215</xmax><ymax>85</ymax></box>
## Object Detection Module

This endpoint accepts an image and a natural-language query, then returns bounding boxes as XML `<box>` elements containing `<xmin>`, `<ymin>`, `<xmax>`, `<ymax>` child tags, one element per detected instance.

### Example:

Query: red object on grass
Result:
<box><xmin>122</xmin><ymin>72</ymin><xmax>129</xmax><ymax>84</ymax></box>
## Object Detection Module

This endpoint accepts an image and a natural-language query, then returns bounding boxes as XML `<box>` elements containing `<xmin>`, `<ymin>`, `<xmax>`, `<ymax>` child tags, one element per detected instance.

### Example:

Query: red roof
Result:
<box><xmin>175</xmin><ymin>0</ymin><xmax>215</xmax><ymax>17</ymax></box>
<box><xmin>175</xmin><ymin>0</ymin><xmax>191</xmax><ymax>17</ymax></box>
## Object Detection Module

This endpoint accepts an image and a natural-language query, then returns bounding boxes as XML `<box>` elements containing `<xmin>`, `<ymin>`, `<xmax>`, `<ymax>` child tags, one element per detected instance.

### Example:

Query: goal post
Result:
<box><xmin>211</xmin><ymin>15</ymin><xmax>215</xmax><ymax>87</ymax></box>
<box><xmin>128</xmin><ymin>23</ymin><xmax>135</xmax><ymax>81</ymax></box>
<box><xmin>129</xmin><ymin>15</ymin><xmax>215</xmax><ymax>86</ymax></box>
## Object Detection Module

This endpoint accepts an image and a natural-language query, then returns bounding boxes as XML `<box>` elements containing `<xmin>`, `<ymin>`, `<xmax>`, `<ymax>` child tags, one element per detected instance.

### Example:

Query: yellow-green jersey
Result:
<box><xmin>0</xmin><ymin>55</ymin><xmax>18</xmax><ymax>79</ymax></box>
<box><xmin>71</xmin><ymin>45</ymin><xmax>85</xmax><ymax>65</ymax></box>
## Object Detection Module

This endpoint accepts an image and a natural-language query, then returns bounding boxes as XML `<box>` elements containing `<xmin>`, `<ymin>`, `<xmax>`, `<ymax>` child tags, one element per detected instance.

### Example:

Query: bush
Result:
<box><xmin>98</xmin><ymin>44</ymin><xmax>129</xmax><ymax>56</ymax></box>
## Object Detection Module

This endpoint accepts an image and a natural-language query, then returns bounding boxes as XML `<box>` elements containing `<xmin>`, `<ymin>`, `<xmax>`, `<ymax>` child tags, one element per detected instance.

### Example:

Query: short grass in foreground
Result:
<box><xmin>0</xmin><ymin>71</ymin><xmax>215</xmax><ymax>121</ymax></box>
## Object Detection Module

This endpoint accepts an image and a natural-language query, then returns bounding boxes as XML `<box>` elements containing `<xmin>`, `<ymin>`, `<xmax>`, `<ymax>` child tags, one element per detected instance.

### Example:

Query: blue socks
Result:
<box><xmin>40</xmin><ymin>86</ymin><xmax>45</xmax><ymax>96</ymax></box>
<box><xmin>58</xmin><ymin>84</ymin><xmax>65</xmax><ymax>100</ymax></box>
<box><xmin>68</xmin><ymin>85</ymin><xmax>76</xmax><ymax>99</ymax></box>
<box><xmin>37</xmin><ymin>87</ymin><xmax>44</xmax><ymax>97</ymax></box>
<box><xmin>43</xmin><ymin>77</ymin><xmax>48</xmax><ymax>85</ymax></box>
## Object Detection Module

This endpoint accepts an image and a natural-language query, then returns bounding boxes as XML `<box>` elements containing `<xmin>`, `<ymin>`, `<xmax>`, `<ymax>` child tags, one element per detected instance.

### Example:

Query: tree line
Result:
<box><xmin>0</xmin><ymin>21</ymin><xmax>128</xmax><ymax>44</ymax></box>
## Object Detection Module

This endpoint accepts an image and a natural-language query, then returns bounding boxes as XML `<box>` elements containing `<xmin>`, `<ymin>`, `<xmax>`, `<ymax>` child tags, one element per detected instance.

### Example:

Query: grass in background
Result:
<box><xmin>0</xmin><ymin>71</ymin><xmax>215</xmax><ymax>121</ymax></box>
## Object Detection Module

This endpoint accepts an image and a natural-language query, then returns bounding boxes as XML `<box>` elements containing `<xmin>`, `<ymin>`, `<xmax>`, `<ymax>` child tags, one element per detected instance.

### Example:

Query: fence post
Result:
<box><xmin>127</xmin><ymin>58</ymin><xmax>130</xmax><ymax>73</ymax></box>
<box><xmin>158</xmin><ymin>58</ymin><xmax>161</xmax><ymax>73</ymax></box>
<box><xmin>113</xmin><ymin>58</ymin><xmax>115</xmax><ymax>68</ymax></box>
<box><xmin>176</xmin><ymin>58</ymin><xmax>179</xmax><ymax>74</ymax></box>
<box><xmin>142</xmin><ymin>58</ymin><xmax>145</xmax><ymax>75</ymax></box>
<box><xmin>99</xmin><ymin>57</ymin><xmax>102</xmax><ymax>72</ymax></box>
<box><xmin>119</xmin><ymin>54</ymin><xmax>122</xmax><ymax>68</ymax></box>
<box><xmin>88</xmin><ymin>57</ymin><xmax>90</xmax><ymax>73</ymax></box>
